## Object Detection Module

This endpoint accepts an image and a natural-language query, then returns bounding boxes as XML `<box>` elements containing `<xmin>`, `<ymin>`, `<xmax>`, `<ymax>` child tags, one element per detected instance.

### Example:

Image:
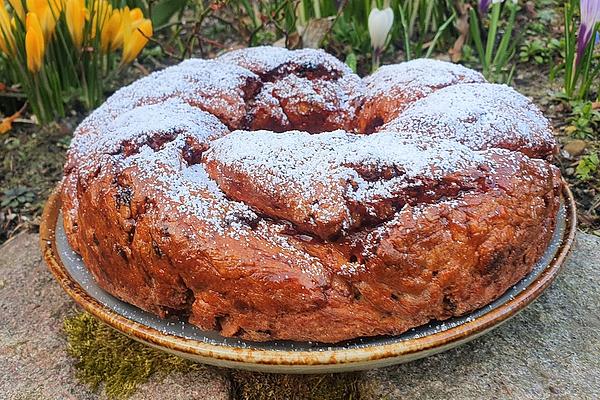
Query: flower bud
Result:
<box><xmin>121</xmin><ymin>7</ymin><xmax>152</xmax><ymax>64</ymax></box>
<box><xmin>8</xmin><ymin>0</ymin><xmax>24</xmax><ymax>21</ymax></box>
<box><xmin>368</xmin><ymin>6</ymin><xmax>394</xmax><ymax>52</ymax></box>
<box><xmin>25</xmin><ymin>12</ymin><xmax>44</xmax><ymax>73</ymax></box>
<box><xmin>577</xmin><ymin>0</ymin><xmax>600</xmax><ymax>63</ymax></box>
<box><xmin>65</xmin><ymin>0</ymin><xmax>86</xmax><ymax>48</ymax></box>
<box><xmin>0</xmin><ymin>0</ymin><xmax>15</xmax><ymax>54</ymax></box>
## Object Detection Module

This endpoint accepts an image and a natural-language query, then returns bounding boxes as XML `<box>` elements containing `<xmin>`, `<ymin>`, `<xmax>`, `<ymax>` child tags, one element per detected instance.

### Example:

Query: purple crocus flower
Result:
<box><xmin>479</xmin><ymin>0</ymin><xmax>517</xmax><ymax>15</ymax></box>
<box><xmin>479</xmin><ymin>0</ymin><xmax>493</xmax><ymax>14</ymax></box>
<box><xmin>577</xmin><ymin>0</ymin><xmax>600</xmax><ymax>62</ymax></box>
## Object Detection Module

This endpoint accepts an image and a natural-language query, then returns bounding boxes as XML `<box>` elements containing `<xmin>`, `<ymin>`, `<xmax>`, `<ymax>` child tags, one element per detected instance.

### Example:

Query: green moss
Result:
<box><xmin>63</xmin><ymin>312</ymin><xmax>204</xmax><ymax>399</ymax></box>
<box><xmin>64</xmin><ymin>312</ymin><xmax>376</xmax><ymax>399</ymax></box>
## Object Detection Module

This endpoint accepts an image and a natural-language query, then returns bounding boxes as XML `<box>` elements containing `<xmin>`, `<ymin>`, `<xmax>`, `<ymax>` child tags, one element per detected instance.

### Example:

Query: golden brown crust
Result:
<box><xmin>61</xmin><ymin>47</ymin><xmax>562</xmax><ymax>343</ymax></box>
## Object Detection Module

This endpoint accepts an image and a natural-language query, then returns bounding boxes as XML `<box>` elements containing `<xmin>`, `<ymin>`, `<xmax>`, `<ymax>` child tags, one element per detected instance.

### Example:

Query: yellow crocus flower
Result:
<box><xmin>122</xmin><ymin>16</ymin><xmax>151</xmax><ymax>64</ymax></box>
<box><xmin>129</xmin><ymin>7</ymin><xmax>143</xmax><ymax>21</ymax></box>
<box><xmin>100</xmin><ymin>7</ymin><xmax>121</xmax><ymax>52</ymax></box>
<box><xmin>26</xmin><ymin>0</ymin><xmax>63</xmax><ymax>40</ymax></box>
<box><xmin>8</xmin><ymin>0</ymin><xmax>24</xmax><ymax>21</ymax></box>
<box><xmin>115</xmin><ymin>7</ymin><xmax>152</xmax><ymax>64</ymax></box>
<box><xmin>115</xmin><ymin>6</ymin><xmax>141</xmax><ymax>47</ymax></box>
<box><xmin>65</xmin><ymin>0</ymin><xmax>85</xmax><ymax>47</ymax></box>
<box><xmin>0</xmin><ymin>0</ymin><xmax>15</xmax><ymax>54</ymax></box>
<box><xmin>25</xmin><ymin>12</ymin><xmax>44</xmax><ymax>72</ymax></box>
<box><xmin>89</xmin><ymin>0</ymin><xmax>111</xmax><ymax>39</ymax></box>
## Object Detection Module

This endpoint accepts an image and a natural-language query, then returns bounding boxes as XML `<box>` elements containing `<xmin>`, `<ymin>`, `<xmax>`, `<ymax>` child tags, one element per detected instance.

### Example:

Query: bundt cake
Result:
<box><xmin>61</xmin><ymin>46</ymin><xmax>562</xmax><ymax>343</ymax></box>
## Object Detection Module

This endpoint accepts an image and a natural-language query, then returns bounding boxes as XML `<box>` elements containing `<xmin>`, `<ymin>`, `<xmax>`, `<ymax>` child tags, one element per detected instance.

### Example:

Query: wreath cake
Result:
<box><xmin>61</xmin><ymin>46</ymin><xmax>561</xmax><ymax>343</ymax></box>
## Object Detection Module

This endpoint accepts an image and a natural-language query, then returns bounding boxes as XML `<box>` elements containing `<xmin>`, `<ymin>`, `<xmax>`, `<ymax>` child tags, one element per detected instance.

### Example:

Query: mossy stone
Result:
<box><xmin>63</xmin><ymin>312</ymin><xmax>373</xmax><ymax>399</ymax></box>
<box><xmin>63</xmin><ymin>312</ymin><xmax>207</xmax><ymax>399</ymax></box>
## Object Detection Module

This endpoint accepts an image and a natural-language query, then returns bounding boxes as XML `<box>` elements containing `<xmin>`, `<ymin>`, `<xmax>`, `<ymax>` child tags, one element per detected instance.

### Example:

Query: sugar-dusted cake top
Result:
<box><xmin>68</xmin><ymin>46</ymin><xmax>556</xmax><ymax>234</ymax></box>
<box><xmin>60</xmin><ymin>46</ymin><xmax>562</xmax><ymax>344</ymax></box>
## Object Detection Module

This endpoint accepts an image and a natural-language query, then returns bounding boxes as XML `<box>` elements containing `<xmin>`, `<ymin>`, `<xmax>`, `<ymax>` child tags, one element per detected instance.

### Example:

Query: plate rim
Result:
<box><xmin>40</xmin><ymin>183</ymin><xmax>577</xmax><ymax>369</ymax></box>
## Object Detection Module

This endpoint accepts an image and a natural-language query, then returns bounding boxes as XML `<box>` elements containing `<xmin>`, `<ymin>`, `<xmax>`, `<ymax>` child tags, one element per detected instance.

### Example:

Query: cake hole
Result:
<box><xmin>152</xmin><ymin>240</ymin><xmax>163</xmax><ymax>258</ymax></box>
<box><xmin>443</xmin><ymin>295</ymin><xmax>457</xmax><ymax>313</ymax></box>
<box><xmin>127</xmin><ymin>230</ymin><xmax>135</xmax><ymax>244</ymax></box>
<box><xmin>328</xmin><ymin>232</ymin><xmax>342</xmax><ymax>242</ymax></box>
<box><xmin>147</xmin><ymin>131</ymin><xmax>178</xmax><ymax>151</ymax></box>
<box><xmin>350</xmin><ymin>163</ymin><xmax>406</xmax><ymax>182</ymax></box>
<box><xmin>349</xmin><ymin>254</ymin><xmax>365</xmax><ymax>264</ymax></box>
<box><xmin>543</xmin><ymin>196</ymin><xmax>550</xmax><ymax>207</ymax></box>
<box><xmin>182</xmin><ymin>137</ymin><xmax>208</xmax><ymax>166</ymax></box>
<box><xmin>214</xmin><ymin>315</ymin><xmax>227</xmax><ymax>331</ymax></box>
<box><xmin>242</xmin><ymin>76</ymin><xmax>263</xmax><ymax>100</ymax></box>
<box><xmin>115</xmin><ymin>245</ymin><xmax>128</xmax><ymax>261</ymax></box>
<box><xmin>484</xmin><ymin>253</ymin><xmax>506</xmax><ymax>275</ymax></box>
<box><xmin>183</xmin><ymin>287</ymin><xmax>194</xmax><ymax>303</ymax></box>
<box><xmin>115</xmin><ymin>185</ymin><xmax>133</xmax><ymax>208</ymax></box>
<box><xmin>364</xmin><ymin>116</ymin><xmax>384</xmax><ymax>134</ymax></box>
<box><xmin>352</xmin><ymin>286</ymin><xmax>363</xmax><ymax>301</ymax></box>
<box><xmin>390</xmin><ymin>292</ymin><xmax>400</xmax><ymax>301</ymax></box>
<box><xmin>87</xmin><ymin>166</ymin><xmax>101</xmax><ymax>181</ymax></box>
<box><xmin>234</xmin><ymin>299</ymin><xmax>249</xmax><ymax>312</ymax></box>
<box><xmin>121</xmin><ymin>131</ymin><xmax>180</xmax><ymax>157</ymax></box>
<box><xmin>161</xmin><ymin>306</ymin><xmax>189</xmax><ymax>320</ymax></box>
<box><xmin>232</xmin><ymin>327</ymin><xmax>247</xmax><ymax>337</ymax></box>
<box><xmin>226</xmin><ymin>210</ymin><xmax>259</xmax><ymax>230</ymax></box>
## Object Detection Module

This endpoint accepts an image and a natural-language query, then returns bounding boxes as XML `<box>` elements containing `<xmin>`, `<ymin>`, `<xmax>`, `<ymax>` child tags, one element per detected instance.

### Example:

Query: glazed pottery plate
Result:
<box><xmin>40</xmin><ymin>185</ymin><xmax>576</xmax><ymax>373</ymax></box>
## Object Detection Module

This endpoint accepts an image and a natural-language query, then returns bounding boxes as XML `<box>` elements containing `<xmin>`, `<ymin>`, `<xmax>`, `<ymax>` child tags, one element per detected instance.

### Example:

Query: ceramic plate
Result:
<box><xmin>40</xmin><ymin>184</ymin><xmax>576</xmax><ymax>373</ymax></box>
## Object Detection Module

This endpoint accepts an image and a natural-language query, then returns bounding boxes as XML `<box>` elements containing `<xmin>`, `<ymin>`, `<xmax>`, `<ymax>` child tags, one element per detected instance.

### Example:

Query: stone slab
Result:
<box><xmin>0</xmin><ymin>233</ymin><xmax>232</xmax><ymax>400</ymax></box>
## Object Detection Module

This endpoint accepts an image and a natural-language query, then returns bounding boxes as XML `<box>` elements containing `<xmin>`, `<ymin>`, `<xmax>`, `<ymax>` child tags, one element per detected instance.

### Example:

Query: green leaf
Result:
<box><xmin>151</xmin><ymin>0</ymin><xmax>188</xmax><ymax>29</ymax></box>
<box><xmin>345</xmin><ymin>53</ymin><xmax>357</xmax><ymax>73</ymax></box>
<box><xmin>576</xmin><ymin>153</ymin><xmax>599</xmax><ymax>181</ymax></box>
<box><xmin>468</xmin><ymin>8</ymin><xmax>485</xmax><ymax>71</ymax></box>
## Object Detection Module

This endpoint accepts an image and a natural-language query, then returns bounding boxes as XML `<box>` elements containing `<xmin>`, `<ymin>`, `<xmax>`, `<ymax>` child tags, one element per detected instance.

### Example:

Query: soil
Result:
<box><xmin>0</xmin><ymin>121</ymin><xmax>73</xmax><ymax>243</ymax></box>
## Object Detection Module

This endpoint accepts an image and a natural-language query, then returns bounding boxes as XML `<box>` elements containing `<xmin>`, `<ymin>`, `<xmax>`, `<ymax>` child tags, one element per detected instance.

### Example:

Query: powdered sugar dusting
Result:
<box><xmin>208</xmin><ymin>130</ymin><xmax>482</xmax><ymax>187</ymax></box>
<box><xmin>206</xmin><ymin>130</ymin><xmax>484</xmax><ymax>235</ymax></box>
<box><xmin>219</xmin><ymin>46</ymin><xmax>353</xmax><ymax>75</ymax></box>
<box><xmin>77</xmin><ymin>59</ymin><xmax>258</xmax><ymax>134</ymax></box>
<box><xmin>363</xmin><ymin>58</ymin><xmax>485</xmax><ymax>100</ymax></box>
<box><xmin>69</xmin><ymin>98</ymin><xmax>228</xmax><ymax>176</ymax></box>
<box><xmin>218</xmin><ymin>46</ymin><xmax>293</xmax><ymax>73</ymax></box>
<box><xmin>385</xmin><ymin>83</ymin><xmax>554</xmax><ymax>153</ymax></box>
<box><xmin>65</xmin><ymin>48</ymin><xmax>557</xmax><ymax>282</ymax></box>
<box><xmin>112</xmin><ymin>59</ymin><xmax>256</xmax><ymax>109</ymax></box>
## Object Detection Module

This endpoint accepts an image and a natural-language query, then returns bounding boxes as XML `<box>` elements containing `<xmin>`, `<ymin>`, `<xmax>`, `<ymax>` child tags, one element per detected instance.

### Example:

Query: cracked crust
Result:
<box><xmin>61</xmin><ymin>47</ymin><xmax>562</xmax><ymax>343</ymax></box>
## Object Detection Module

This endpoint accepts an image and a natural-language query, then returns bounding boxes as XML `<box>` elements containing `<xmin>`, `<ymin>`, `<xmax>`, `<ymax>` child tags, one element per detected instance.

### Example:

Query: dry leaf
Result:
<box><xmin>299</xmin><ymin>17</ymin><xmax>334</xmax><ymax>49</ymax></box>
<box><xmin>273</xmin><ymin>32</ymin><xmax>301</xmax><ymax>49</ymax></box>
<box><xmin>449</xmin><ymin>3</ymin><xmax>470</xmax><ymax>63</ymax></box>
<box><xmin>0</xmin><ymin>116</ymin><xmax>16</xmax><ymax>134</ymax></box>
<box><xmin>563</xmin><ymin>139</ymin><xmax>587</xmax><ymax>157</ymax></box>
<box><xmin>0</xmin><ymin>103</ymin><xmax>26</xmax><ymax>135</ymax></box>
